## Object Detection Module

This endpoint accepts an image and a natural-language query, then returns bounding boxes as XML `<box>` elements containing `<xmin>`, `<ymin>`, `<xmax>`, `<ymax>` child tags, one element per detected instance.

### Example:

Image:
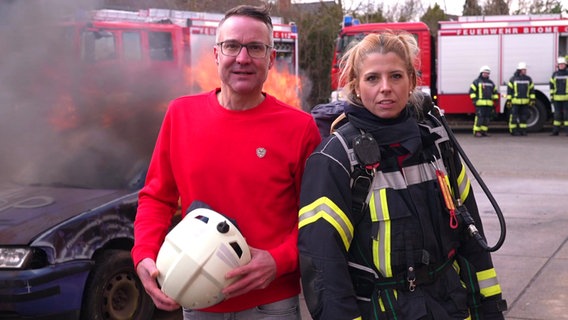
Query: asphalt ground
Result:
<box><xmin>157</xmin><ymin>128</ymin><xmax>568</xmax><ymax>320</ymax></box>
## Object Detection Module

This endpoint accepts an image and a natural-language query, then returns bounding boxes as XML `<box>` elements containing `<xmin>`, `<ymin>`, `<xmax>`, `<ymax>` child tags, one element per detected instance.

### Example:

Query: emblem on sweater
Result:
<box><xmin>256</xmin><ymin>147</ymin><xmax>266</xmax><ymax>158</ymax></box>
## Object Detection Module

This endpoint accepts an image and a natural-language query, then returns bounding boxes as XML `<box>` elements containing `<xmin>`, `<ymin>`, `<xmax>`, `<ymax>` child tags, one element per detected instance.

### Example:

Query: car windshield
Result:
<box><xmin>0</xmin><ymin>23</ymin><xmax>165</xmax><ymax>190</ymax></box>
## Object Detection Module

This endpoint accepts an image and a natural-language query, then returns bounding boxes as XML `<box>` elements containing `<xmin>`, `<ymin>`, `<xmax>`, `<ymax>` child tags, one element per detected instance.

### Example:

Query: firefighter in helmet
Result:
<box><xmin>506</xmin><ymin>62</ymin><xmax>535</xmax><ymax>136</ymax></box>
<box><xmin>550</xmin><ymin>56</ymin><xmax>568</xmax><ymax>136</ymax></box>
<box><xmin>470</xmin><ymin>66</ymin><xmax>499</xmax><ymax>137</ymax></box>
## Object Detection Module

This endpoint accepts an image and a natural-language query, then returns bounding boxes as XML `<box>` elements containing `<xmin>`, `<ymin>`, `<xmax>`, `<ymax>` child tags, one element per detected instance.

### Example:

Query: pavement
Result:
<box><xmin>459</xmin><ymin>131</ymin><xmax>568</xmax><ymax>320</ymax></box>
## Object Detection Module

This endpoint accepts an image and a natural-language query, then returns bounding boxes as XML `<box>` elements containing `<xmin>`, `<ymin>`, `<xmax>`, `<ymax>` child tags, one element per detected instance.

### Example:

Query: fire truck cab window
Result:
<box><xmin>559</xmin><ymin>34</ymin><xmax>568</xmax><ymax>57</ymax></box>
<box><xmin>148</xmin><ymin>31</ymin><xmax>173</xmax><ymax>61</ymax></box>
<box><xmin>80</xmin><ymin>30</ymin><xmax>116</xmax><ymax>63</ymax></box>
<box><xmin>123</xmin><ymin>31</ymin><xmax>142</xmax><ymax>60</ymax></box>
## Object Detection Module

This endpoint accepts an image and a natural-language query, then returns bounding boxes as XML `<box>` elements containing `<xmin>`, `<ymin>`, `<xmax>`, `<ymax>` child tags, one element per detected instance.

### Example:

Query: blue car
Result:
<box><xmin>0</xmin><ymin>164</ymin><xmax>156</xmax><ymax>320</ymax></box>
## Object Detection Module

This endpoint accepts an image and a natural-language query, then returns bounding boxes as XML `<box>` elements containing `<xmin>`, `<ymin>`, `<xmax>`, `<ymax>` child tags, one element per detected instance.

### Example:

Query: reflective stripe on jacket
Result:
<box><xmin>550</xmin><ymin>69</ymin><xmax>568</xmax><ymax>101</ymax></box>
<box><xmin>470</xmin><ymin>76</ymin><xmax>499</xmax><ymax>107</ymax></box>
<box><xmin>507</xmin><ymin>74</ymin><xmax>535</xmax><ymax>104</ymax></box>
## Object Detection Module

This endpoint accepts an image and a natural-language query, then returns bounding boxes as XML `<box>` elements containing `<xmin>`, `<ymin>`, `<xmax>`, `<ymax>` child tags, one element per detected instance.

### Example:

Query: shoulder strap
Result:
<box><xmin>333</xmin><ymin>123</ymin><xmax>374</xmax><ymax>224</ymax></box>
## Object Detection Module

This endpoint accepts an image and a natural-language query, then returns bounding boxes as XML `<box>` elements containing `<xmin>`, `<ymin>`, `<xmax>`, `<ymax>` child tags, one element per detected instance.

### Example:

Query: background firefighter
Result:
<box><xmin>469</xmin><ymin>65</ymin><xmax>499</xmax><ymax>137</ymax></box>
<box><xmin>550</xmin><ymin>56</ymin><xmax>568</xmax><ymax>136</ymax></box>
<box><xmin>506</xmin><ymin>62</ymin><xmax>535</xmax><ymax>136</ymax></box>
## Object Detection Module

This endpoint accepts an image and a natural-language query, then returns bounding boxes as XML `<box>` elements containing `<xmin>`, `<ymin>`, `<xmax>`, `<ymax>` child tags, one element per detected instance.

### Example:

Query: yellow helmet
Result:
<box><xmin>156</xmin><ymin>207</ymin><xmax>251</xmax><ymax>309</ymax></box>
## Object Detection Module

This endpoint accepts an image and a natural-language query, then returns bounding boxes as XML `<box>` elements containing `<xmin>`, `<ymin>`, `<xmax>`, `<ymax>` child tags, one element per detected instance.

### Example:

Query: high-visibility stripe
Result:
<box><xmin>370</xmin><ymin>188</ymin><xmax>393</xmax><ymax>277</ymax></box>
<box><xmin>371</xmin><ymin>163</ymin><xmax>437</xmax><ymax>191</ymax></box>
<box><xmin>456</xmin><ymin>164</ymin><xmax>471</xmax><ymax>202</ymax></box>
<box><xmin>477</xmin><ymin>268</ymin><xmax>502</xmax><ymax>297</ymax></box>
<box><xmin>299</xmin><ymin>197</ymin><xmax>353</xmax><ymax>250</ymax></box>
<box><xmin>402</xmin><ymin>163</ymin><xmax>437</xmax><ymax>186</ymax></box>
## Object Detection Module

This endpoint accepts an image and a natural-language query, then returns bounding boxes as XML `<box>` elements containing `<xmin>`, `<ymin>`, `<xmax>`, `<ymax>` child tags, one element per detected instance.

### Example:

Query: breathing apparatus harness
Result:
<box><xmin>340</xmin><ymin>95</ymin><xmax>506</xmax><ymax>253</ymax></box>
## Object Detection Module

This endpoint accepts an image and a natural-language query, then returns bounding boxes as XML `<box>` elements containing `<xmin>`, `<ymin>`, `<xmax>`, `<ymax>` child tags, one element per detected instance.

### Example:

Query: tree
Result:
<box><xmin>352</xmin><ymin>3</ymin><xmax>387</xmax><ymax>24</ymax></box>
<box><xmin>513</xmin><ymin>0</ymin><xmax>565</xmax><ymax>14</ymax></box>
<box><xmin>420</xmin><ymin>4</ymin><xmax>447</xmax><ymax>38</ymax></box>
<box><xmin>293</xmin><ymin>2</ymin><xmax>343</xmax><ymax>106</ymax></box>
<box><xmin>483</xmin><ymin>0</ymin><xmax>510</xmax><ymax>15</ymax></box>
<box><xmin>385</xmin><ymin>0</ymin><xmax>424</xmax><ymax>22</ymax></box>
<box><xmin>463</xmin><ymin>0</ymin><xmax>483</xmax><ymax>16</ymax></box>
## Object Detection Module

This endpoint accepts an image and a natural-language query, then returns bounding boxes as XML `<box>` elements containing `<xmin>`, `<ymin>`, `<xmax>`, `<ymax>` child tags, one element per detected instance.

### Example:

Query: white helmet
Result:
<box><xmin>156</xmin><ymin>207</ymin><xmax>251</xmax><ymax>309</ymax></box>
<box><xmin>558</xmin><ymin>57</ymin><xmax>567</xmax><ymax>65</ymax></box>
<box><xmin>479</xmin><ymin>65</ymin><xmax>491</xmax><ymax>73</ymax></box>
<box><xmin>517</xmin><ymin>62</ymin><xmax>527</xmax><ymax>70</ymax></box>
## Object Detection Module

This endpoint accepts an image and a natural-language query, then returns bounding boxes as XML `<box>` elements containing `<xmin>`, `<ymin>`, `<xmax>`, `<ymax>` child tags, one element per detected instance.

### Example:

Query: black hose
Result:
<box><xmin>434</xmin><ymin>106</ymin><xmax>507</xmax><ymax>252</ymax></box>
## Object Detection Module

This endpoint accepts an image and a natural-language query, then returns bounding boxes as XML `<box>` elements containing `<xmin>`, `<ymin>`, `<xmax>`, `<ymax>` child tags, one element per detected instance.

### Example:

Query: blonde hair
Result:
<box><xmin>338</xmin><ymin>31</ymin><xmax>423</xmax><ymax>113</ymax></box>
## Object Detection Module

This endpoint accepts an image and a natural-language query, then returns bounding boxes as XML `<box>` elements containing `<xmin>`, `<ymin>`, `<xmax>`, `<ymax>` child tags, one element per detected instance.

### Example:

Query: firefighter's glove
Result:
<box><xmin>505</xmin><ymin>101</ymin><xmax>512</xmax><ymax>109</ymax></box>
<box><xmin>529</xmin><ymin>100</ymin><xmax>536</xmax><ymax>107</ymax></box>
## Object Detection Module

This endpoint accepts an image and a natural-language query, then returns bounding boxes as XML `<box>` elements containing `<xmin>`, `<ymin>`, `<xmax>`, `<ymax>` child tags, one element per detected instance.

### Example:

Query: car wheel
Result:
<box><xmin>81</xmin><ymin>250</ymin><xmax>155</xmax><ymax>320</ymax></box>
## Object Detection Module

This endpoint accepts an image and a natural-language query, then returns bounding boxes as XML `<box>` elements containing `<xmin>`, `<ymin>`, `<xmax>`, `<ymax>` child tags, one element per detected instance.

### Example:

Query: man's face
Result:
<box><xmin>481</xmin><ymin>71</ymin><xmax>490</xmax><ymax>78</ymax></box>
<box><xmin>214</xmin><ymin>16</ymin><xmax>275</xmax><ymax>96</ymax></box>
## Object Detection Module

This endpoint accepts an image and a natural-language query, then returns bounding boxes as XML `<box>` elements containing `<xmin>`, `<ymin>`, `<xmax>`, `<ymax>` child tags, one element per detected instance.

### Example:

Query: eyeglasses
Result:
<box><xmin>216</xmin><ymin>41</ymin><xmax>272</xmax><ymax>59</ymax></box>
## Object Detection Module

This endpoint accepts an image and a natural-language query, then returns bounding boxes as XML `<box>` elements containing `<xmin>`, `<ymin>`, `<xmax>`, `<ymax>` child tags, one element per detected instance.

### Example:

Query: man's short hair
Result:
<box><xmin>217</xmin><ymin>5</ymin><xmax>273</xmax><ymax>44</ymax></box>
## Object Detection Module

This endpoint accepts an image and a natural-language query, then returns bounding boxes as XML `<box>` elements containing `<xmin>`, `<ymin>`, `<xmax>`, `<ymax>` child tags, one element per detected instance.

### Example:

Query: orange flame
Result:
<box><xmin>49</xmin><ymin>94</ymin><xmax>78</xmax><ymax>131</ymax></box>
<box><xmin>186</xmin><ymin>53</ymin><xmax>302</xmax><ymax>108</ymax></box>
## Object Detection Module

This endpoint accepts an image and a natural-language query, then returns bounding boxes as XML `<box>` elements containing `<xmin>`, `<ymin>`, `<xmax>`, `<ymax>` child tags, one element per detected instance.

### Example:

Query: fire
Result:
<box><xmin>48</xmin><ymin>94</ymin><xmax>78</xmax><ymax>131</ymax></box>
<box><xmin>186</xmin><ymin>53</ymin><xmax>302</xmax><ymax>108</ymax></box>
<box><xmin>267</xmin><ymin>65</ymin><xmax>302</xmax><ymax>108</ymax></box>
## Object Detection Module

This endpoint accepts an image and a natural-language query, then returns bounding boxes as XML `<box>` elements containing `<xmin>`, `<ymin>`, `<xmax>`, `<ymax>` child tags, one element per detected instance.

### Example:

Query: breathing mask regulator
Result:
<box><xmin>350</xmin><ymin>95</ymin><xmax>506</xmax><ymax>252</ymax></box>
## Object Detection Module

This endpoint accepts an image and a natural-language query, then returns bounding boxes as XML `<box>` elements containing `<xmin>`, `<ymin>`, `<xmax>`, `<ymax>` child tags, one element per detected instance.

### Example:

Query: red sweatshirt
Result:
<box><xmin>132</xmin><ymin>89</ymin><xmax>321</xmax><ymax>312</ymax></box>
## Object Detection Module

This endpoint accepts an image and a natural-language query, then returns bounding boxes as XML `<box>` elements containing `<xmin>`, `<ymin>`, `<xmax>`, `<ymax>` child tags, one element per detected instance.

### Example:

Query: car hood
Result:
<box><xmin>0</xmin><ymin>183</ymin><xmax>136</xmax><ymax>245</ymax></box>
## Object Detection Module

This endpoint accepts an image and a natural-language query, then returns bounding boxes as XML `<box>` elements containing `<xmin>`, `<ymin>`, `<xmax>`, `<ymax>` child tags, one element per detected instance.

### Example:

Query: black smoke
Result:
<box><xmin>0</xmin><ymin>0</ymin><xmax>185</xmax><ymax>189</ymax></box>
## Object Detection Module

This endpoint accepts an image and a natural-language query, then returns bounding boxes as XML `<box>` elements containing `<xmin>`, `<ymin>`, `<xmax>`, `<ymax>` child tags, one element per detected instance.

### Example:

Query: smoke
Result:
<box><xmin>0</xmin><ymin>0</ymin><xmax>176</xmax><ymax>189</ymax></box>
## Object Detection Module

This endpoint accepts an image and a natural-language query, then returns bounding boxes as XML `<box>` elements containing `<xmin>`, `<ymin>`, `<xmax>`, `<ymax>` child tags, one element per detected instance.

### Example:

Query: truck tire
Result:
<box><xmin>527</xmin><ymin>99</ymin><xmax>546</xmax><ymax>132</ymax></box>
<box><xmin>81</xmin><ymin>250</ymin><xmax>155</xmax><ymax>320</ymax></box>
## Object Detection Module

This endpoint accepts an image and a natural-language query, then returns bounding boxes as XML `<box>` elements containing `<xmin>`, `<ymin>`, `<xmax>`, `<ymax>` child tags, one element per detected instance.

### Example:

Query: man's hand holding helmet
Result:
<box><xmin>136</xmin><ymin>258</ymin><xmax>181</xmax><ymax>311</ymax></box>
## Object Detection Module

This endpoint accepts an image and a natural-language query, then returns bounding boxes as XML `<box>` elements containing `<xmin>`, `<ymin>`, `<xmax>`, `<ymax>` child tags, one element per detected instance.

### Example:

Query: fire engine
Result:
<box><xmin>331</xmin><ymin>14</ymin><xmax>568</xmax><ymax>132</ymax></box>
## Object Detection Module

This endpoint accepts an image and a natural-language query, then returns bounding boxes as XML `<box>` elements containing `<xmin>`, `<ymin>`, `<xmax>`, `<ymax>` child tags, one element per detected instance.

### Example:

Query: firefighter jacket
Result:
<box><xmin>507</xmin><ymin>71</ymin><xmax>535</xmax><ymax>105</ymax></box>
<box><xmin>470</xmin><ymin>75</ymin><xmax>499</xmax><ymax>107</ymax></box>
<box><xmin>550</xmin><ymin>68</ymin><xmax>568</xmax><ymax>101</ymax></box>
<box><xmin>299</xmin><ymin>103</ymin><xmax>506</xmax><ymax>320</ymax></box>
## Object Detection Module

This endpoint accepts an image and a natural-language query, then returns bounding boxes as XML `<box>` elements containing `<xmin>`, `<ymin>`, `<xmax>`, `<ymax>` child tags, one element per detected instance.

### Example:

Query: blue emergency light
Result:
<box><xmin>343</xmin><ymin>15</ymin><xmax>360</xmax><ymax>27</ymax></box>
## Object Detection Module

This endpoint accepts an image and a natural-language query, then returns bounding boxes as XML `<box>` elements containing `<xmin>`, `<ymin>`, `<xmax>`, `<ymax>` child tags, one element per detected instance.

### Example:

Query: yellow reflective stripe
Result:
<box><xmin>353</xmin><ymin>317</ymin><xmax>363</xmax><ymax>320</ymax></box>
<box><xmin>477</xmin><ymin>268</ymin><xmax>502</xmax><ymax>297</ymax></box>
<box><xmin>299</xmin><ymin>197</ymin><xmax>354</xmax><ymax>250</ymax></box>
<box><xmin>456</xmin><ymin>164</ymin><xmax>471</xmax><ymax>202</ymax></box>
<box><xmin>378</xmin><ymin>295</ymin><xmax>386</xmax><ymax>311</ymax></box>
<box><xmin>370</xmin><ymin>189</ymin><xmax>392</xmax><ymax>277</ymax></box>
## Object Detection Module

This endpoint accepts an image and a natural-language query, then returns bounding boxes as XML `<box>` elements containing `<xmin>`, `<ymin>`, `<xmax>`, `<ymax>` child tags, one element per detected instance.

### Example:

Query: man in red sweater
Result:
<box><xmin>131</xmin><ymin>4</ymin><xmax>321</xmax><ymax>319</ymax></box>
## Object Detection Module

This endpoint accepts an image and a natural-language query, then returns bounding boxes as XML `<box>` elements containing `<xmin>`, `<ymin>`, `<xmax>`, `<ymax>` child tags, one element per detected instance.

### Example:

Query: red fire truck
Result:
<box><xmin>88</xmin><ymin>8</ymin><xmax>300</xmax><ymax>103</ymax></box>
<box><xmin>331</xmin><ymin>14</ymin><xmax>567</xmax><ymax>131</ymax></box>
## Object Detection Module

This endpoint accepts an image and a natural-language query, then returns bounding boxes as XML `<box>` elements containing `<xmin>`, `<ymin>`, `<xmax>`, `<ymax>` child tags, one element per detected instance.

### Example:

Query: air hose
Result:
<box><xmin>428</xmin><ymin>100</ymin><xmax>506</xmax><ymax>252</ymax></box>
